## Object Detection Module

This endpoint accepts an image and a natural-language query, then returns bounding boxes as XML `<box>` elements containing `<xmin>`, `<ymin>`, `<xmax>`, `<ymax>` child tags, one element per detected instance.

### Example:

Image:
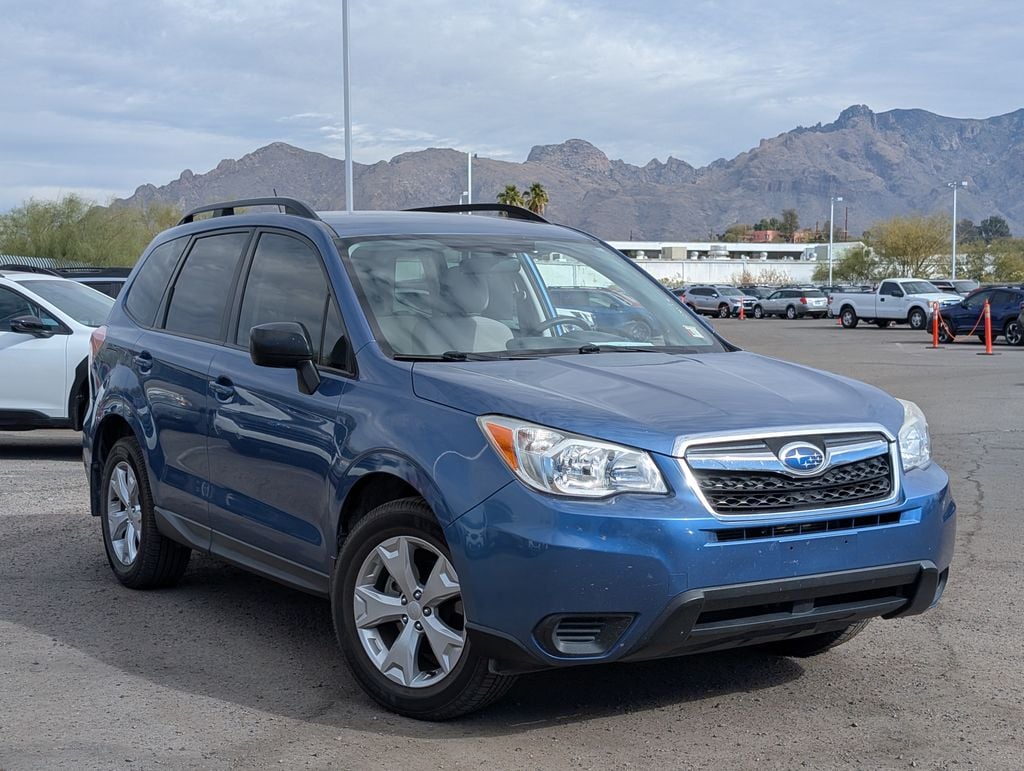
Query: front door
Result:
<box><xmin>206</xmin><ymin>230</ymin><xmax>353</xmax><ymax>589</ymax></box>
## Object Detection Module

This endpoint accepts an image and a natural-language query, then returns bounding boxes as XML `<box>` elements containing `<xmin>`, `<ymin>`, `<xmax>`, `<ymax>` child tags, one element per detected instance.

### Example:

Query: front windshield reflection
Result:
<box><xmin>339</xmin><ymin>235</ymin><xmax>726</xmax><ymax>359</ymax></box>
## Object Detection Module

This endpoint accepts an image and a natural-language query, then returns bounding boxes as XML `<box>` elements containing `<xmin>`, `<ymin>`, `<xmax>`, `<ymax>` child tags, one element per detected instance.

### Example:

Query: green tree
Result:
<box><xmin>721</xmin><ymin>223</ymin><xmax>752</xmax><ymax>242</ymax></box>
<box><xmin>753</xmin><ymin>217</ymin><xmax>780</xmax><ymax>231</ymax></box>
<box><xmin>524</xmin><ymin>182</ymin><xmax>549</xmax><ymax>215</ymax></box>
<box><xmin>866</xmin><ymin>214</ymin><xmax>949</xmax><ymax>277</ymax></box>
<box><xmin>496</xmin><ymin>184</ymin><xmax>524</xmax><ymax>208</ymax></box>
<box><xmin>956</xmin><ymin>218</ymin><xmax>980</xmax><ymax>244</ymax></box>
<box><xmin>978</xmin><ymin>215</ymin><xmax>1011</xmax><ymax>243</ymax></box>
<box><xmin>779</xmin><ymin>209</ymin><xmax>799</xmax><ymax>242</ymax></box>
<box><xmin>811</xmin><ymin>245</ymin><xmax>880</xmax><ymax>283</ymax></box>
<box><xmin>988</xmin><ymin>238</ymin><xmax>1024</xmax><ymax>282</ymax></box>
<box><xmin>0</xmin><ymin>195</ymin><xmax>181</xmax><ymax>266</ymax></box>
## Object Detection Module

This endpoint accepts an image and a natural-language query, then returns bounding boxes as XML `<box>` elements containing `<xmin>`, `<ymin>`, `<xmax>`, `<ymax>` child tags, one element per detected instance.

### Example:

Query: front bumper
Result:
<box><xmin>447</xmin><ymin>461</ymin><xmax>955</xmax><ymax>671</ymax></box>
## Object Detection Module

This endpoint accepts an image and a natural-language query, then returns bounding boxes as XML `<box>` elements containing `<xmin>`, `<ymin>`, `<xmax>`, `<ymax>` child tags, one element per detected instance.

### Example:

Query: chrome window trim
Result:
<box><xmin>673</xmin><ymin>424</ymin><xmax>901</xmax><ymax>520</ymax></box>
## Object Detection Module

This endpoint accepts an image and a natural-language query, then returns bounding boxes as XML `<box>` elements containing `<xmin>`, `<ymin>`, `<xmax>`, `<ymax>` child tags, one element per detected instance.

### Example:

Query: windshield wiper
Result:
<box><xmin>576</xmin><ymin>344</ymin><xmax>663</xmax><ymax>354</ymax></box>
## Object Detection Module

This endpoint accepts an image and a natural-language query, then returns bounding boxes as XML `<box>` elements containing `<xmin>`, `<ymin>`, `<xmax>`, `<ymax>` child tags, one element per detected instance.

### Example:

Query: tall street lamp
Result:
<box><xmin>342</xmin><ymin>0</ymin><xmax>353</xmax><ymax>212</ymax></box>
<box><xmin>947</xmin><ymin>181</ymin><xmax>967</xmax><ymax>279</ymax></box>
<box><xmin>828</xmin><ymin>195</ymin><xmax>843</xmax><ymax>286</ymax></box>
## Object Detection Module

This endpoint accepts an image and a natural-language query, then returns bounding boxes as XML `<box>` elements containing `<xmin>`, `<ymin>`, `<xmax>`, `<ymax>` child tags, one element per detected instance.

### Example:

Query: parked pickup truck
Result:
<box><xmin>830</xmin><ymin>278</ymin><xmax>961</xmax><ymax>330</ymax></box>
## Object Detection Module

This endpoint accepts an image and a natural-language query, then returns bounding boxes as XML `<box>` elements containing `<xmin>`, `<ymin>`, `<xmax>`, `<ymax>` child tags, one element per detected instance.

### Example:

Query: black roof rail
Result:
<box><xmin>0</xmin><ymin>264</ymin><xmax>61</xmax><ymax>276</ymax></box>
<box><xmin>404</xmin><ymin>203</ymin><xmax>549</xmax><ymax>223</ymax></box>
<box><xmin>177</xmin><ymin>197</ymin><xmax>320</xmax><ymax>226</ymax></box>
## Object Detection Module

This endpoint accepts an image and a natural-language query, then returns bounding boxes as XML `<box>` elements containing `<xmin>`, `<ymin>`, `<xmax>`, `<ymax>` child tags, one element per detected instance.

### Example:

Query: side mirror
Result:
<box><xmin>710</xmin><ymin>292</ymin><xmax>719</xmax><ymax>298</ymax></box>
<box><xmin>10</xmin><ymin>315</ymin><xmax>52</xmax><ymax>337</ymax></box>
<box><xmin>249</xmin><ymin>322</ymin><xmax>321</xmax><ymax>395</ymax></box>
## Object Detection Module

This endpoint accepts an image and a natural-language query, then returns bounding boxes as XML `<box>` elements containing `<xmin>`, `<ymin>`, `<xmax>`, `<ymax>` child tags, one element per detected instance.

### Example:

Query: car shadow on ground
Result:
<box><xmin>0</xmin><ymin>430</ymin><xmax>82</xmax><ymax>461</ymax></box>
<box><xmin>1</xmin><ymin>516</ymin><xmax>804</xmax><ymax>738</ymax></box>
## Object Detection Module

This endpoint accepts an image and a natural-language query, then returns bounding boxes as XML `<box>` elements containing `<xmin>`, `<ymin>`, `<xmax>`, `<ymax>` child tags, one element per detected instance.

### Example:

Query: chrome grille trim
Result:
<box><xmin>673</xmin><ymin>424</ymin><xmax>901</xmax><ymax>519</ymax></box>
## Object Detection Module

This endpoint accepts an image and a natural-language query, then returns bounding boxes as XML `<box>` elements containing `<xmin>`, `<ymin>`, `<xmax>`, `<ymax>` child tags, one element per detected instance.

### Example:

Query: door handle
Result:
<box><xmin>133</xmin><ymin>351</ymin><xmax>153</xmax><ymax>373</ymax></box>
<box><xmin>210</xmin><ymin>377</ymin><xmax>235</xmax><ymax>401</ymax></box>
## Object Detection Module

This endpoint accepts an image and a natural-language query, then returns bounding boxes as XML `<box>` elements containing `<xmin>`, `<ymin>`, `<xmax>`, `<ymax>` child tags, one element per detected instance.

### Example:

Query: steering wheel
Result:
<box><xmin>528</xmin><ymin>316</ymin><xmax>594</xmax><ymax>335</ymax></box>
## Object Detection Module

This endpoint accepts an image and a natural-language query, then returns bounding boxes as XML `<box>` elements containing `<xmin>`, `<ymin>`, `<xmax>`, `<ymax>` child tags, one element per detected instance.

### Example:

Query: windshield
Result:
<box><xmin>716</xmin><ymin>287</ymin><xmax>743</xmax><ymax>296</ymax></box>
<box><xmin>23</xmin><ymin>279</ymin><xmax>114</xmax><ymax>326</ymax></box>
<box><xmin>901</xmin><ymin>281</ymin><xmax>940</xmax><ymax>295</ymax></box>
<box><xmin>340</xmin><ymin>235</ymin><xmax>726</xmax><ymax>358</ymax></box>
<box><xmin>953</xmin><ymin>280</ymin><xmax>979</xmax><ymax>292</ymax></box>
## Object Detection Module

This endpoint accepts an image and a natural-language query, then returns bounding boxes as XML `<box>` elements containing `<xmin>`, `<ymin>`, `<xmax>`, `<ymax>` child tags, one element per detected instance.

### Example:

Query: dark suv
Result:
<box><xmin>547</xmin><ymin>286</ymin><xmax>660</xmax><ymax>341</ymax></box>
<box><xmin>84</xmin><ymin>198</ymin><xmax>954</xmax><ymax>720</ymax></box>
<box><xmin>933</xmin><ymin>285</ymin><xmax>1024</xmax><ymax>345</ymax></box>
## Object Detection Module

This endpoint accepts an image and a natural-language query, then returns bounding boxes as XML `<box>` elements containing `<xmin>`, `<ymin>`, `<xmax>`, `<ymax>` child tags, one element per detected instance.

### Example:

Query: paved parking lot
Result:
<box><xmin>1</xmin><ymin>319</ymin><xmax>1021</xmax><ymax>770</ymax></box>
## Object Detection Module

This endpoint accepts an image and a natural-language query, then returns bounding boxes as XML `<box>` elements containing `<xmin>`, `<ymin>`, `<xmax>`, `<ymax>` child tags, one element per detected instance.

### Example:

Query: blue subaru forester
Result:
<box><xmin>84</xmin><ymin>198</ymin><xmax>955</xmax><ymax>719</ymax></box>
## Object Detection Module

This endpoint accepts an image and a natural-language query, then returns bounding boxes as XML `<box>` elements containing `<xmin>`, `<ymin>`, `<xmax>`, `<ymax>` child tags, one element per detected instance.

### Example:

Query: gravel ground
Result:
<box><xmin>1</xmin><ymin>318</ymin><xmax>1021</xmax><ymax>770</ymax></box>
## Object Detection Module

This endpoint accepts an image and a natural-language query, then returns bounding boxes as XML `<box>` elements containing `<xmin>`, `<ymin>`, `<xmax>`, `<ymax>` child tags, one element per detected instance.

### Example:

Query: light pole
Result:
<box><xmin>467</xmin><ymin>151</ymin><xmax>472</xmax><ymax>205</ymax></box>
<box><xmin>947</xmin><ymin>181</ymin><xmax>967</xmax><ymax>279</ymax></box>
<box><xmin>342</xmin><ymin>0</ymin><xmax>353</xmax><ymax>212</ymax></box>
<box><xmin>828</xmin><ymin>195</ymin><xmax>843</xmax><ymax>286</ymax></box>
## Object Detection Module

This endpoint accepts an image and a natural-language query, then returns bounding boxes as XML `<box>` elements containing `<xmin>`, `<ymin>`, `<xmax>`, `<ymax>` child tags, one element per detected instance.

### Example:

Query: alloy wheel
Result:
<box><xmin>353</xmin><ymin>535</ymin><xmax>466</xmax><ymax>688</ymax></box>
<box><xmin>106</xmin><ymin>461</ymin><xmax>143</xmax><ymax>566</ymax></box>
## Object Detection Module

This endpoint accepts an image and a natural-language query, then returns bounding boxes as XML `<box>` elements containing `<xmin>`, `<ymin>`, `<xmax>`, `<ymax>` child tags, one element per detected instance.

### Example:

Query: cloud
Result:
<box><xmin>1</xmin><ymin>0</ymin><xmax>1023</xmax><ymax>211</ymax></box>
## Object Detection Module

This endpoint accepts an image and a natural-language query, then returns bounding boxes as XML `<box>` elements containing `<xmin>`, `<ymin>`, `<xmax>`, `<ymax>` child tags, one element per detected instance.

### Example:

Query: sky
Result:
<box><xmin>3</xmin><ymin>0</ymin><xmax>1023</xmax><ymax>212</ymax></box>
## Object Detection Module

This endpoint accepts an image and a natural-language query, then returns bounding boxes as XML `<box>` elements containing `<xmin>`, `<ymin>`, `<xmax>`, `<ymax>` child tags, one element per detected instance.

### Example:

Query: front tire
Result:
<box><xmin>759</xmin><ymin>620</ymin><xmax>870</xmax><ymax>657</ymax></box>
<box><xmin>100</xmin><ymin>437</ymin><xmax>190</xmax><ymax>589</ymax></box>
<box><xmin>627</xmin><ymin>320</ymin><xmax>653</xmax><ymax>342</ymax></box>
<box><xmin>717</xmin><ymin>304</ymin><xmax>730</xmax><ymax>319</ymax></box>
<box><xmin>333</xmin><ymin>498</ymin><xmax>515</xmax><ymax>720</ymax></box>
<box><xmin>752</xmin><ymin>305</ymin><xmax>764</xmax><ymax>319</ymax></box>
<box><xmin>908</xmin><ymin>307</ymin><xmax>927</xmax><ymax>330</ymax></box>
<box><xmin>840</xmin><ymin>307</ymin><xmax>859</xmax><ymax>328</ymax></box>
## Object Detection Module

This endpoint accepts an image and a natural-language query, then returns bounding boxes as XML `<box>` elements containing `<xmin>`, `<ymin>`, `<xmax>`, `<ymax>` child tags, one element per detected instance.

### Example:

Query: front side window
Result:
<box><xmin>340</xmin><ymin>234</ymin><xmax>726</xmax><ymax>358</ymax></box>
<box><xmin>164</xmin><ymin>232</ymin><xmax>249</xmax><ymax>340</ymax></box>
<box><xmin>235</xmin><ymin>232</ymin><xmax>329</xmax><ymax>358</ymax></box>
<box><xmin>963</xmin><ymin>290</ymin><xmax>991</xmax><ymax>310</ymax></box>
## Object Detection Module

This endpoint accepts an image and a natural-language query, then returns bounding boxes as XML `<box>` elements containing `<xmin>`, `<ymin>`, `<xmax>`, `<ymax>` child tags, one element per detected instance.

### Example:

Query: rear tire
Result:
<box><xmin>100</xmin><ymin>437</ymin><xmax>191</xmax><ymax>589</ymax></box>
<box><xmin>1003</xmin><ymin>319</ymin><xmax>1023</xmax><ymax>346</ymax></box>
<box><xmin>333</xmin><ymin>498</ymin><xmax>515</xmax><ymax>720</ymax></box>
<box><xmin>759</xmin><ymin>620</ymin><xmax>870</xmax><ymax>657</ymax></box>
<box><xmin>840</xmin><ymin>307</ymin><xmax>859</xmax><ymax>328</ymax></box>
<box><xmin>785</xmin><ymin>305</ymin><xmax>798</xmax><ymax>320</ymax></box>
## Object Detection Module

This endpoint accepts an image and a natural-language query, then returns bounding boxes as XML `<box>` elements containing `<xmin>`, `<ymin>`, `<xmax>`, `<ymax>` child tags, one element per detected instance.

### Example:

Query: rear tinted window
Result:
<box><xmin>164</xmin><ymin>232</ymin><xmax>249</xmax><ymax>340</ymax></box>
<box><xmin>125</xmin><ymin>237</ymin><xmax>187</xmax><ymax>326</ymax></box>
<box><xmin>802</xmin><ymin>289</ymin><xmax>825</xmax><ymax>298</ymax></box>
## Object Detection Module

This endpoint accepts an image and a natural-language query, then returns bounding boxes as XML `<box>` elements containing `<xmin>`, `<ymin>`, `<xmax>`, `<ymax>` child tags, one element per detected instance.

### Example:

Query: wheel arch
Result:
<box><xmin>68</xmin><ymin>357</ymin><xmax>89</xmax><ymax>430</ymax></box>
<box><xmin>88</xmin><ymin>412</ymin><xmax>140</xmax><ymax>517</ymax></box>
<box><xmin>334</xmin><ymin>453</ymin><xmax>458</xmax><ymax>557</ymax></box>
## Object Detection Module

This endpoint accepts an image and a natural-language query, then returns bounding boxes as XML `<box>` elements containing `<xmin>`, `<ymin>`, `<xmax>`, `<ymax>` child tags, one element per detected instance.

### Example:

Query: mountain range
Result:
<box><xmin>118</xmin><ymin>105</ymin><xmax>1024</xmax><ymax>240</ymax></box>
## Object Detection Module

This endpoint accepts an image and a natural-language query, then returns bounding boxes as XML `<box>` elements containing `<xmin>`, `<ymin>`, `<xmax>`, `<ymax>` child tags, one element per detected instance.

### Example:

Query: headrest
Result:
<box><xmin>441</xmin><ymin>268</ymin><xmax>489</xmax><ymax>314</ymax></box>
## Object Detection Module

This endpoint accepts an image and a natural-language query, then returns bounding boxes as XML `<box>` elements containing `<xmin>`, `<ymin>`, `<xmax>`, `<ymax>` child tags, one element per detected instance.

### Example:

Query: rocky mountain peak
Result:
<box><xmin>527</xmin><ymin>139</ymin><xmax>611</xmax><ymax>175</ymax></box>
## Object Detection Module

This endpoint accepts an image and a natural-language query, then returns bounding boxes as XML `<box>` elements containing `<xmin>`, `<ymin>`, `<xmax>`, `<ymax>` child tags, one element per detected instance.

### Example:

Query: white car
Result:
<box><xmin>0</xmin><ymin>270</ymin><xmax>114</xmax><ymax>430</ymax></box>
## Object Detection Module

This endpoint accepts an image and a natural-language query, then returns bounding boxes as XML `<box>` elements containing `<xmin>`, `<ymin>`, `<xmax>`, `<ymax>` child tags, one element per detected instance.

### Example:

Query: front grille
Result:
<box><xmin>714</xmin><ymin>512</ymin><xmax>901</xmax><ymax>542</ymax></box>
<box><xmin>684</xmin><ymin>432</ymin><xmax>895</xmax><ymax>515</ymax></box>
<box><xmin>696</xmin><ymin>455</ymin><xmax>892</xmax><ymax>513</ymax></box>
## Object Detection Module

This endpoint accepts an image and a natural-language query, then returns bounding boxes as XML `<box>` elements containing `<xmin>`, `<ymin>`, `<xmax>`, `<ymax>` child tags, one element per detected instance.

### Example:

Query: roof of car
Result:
<box><xmin>171</xmin><ymin>206</ymin><xmax>586</xmax><ymax>243</ymax></box>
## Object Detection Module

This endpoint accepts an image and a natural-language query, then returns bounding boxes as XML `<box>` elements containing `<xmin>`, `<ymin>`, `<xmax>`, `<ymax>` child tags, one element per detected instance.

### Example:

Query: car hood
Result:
<box><xmin>412</xmin><ymin>351</ymin><xmax>903</xmax><ymax>456</ymax></box>
<box><xmin>910</xmin><ymin>292</ymin><xmax>959</xmax><ymax>304</ymax></box>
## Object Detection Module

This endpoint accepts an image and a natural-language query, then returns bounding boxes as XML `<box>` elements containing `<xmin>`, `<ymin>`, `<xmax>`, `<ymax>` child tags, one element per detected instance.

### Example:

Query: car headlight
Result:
<box><xmin>897</xmin><ymin>398</ymin><xmax>931</xmax><ymax>472</ymax></box>
<box><xmin>478</xmin><ymin>416</ymin><xmax>668</xmax><ymax>498</ymax></box>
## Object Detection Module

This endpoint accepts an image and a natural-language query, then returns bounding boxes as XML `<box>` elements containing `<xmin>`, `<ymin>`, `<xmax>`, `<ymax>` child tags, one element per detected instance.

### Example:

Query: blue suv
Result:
<box><xmin>933</xmin><ymin>285</ymin><xmax>1024</xmax><ymax>345</ymax></box>
<box><xmin>84</xmin><ymin>198</ymin><xmax>955</xmax><ymax>720</ymax></box>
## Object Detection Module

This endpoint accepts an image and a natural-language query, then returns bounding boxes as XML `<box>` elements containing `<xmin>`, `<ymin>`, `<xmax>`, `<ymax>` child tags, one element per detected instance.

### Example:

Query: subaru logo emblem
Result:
<box><xmin>778</xmin><ymin>442</ymin><xmax>826</xmax><ymax>474</ymax></box>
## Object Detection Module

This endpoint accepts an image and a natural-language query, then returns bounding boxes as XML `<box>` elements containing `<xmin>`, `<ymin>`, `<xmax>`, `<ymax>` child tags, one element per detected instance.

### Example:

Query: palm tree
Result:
<box><xmin>525</xmin><ymin>182</ymin><xmax>549</xmax><ymax>216</ymax></box>
<box><xmin>496</xmin><ymin>184</ymin><xmax>524</xmax><ymax>208</ymax></box>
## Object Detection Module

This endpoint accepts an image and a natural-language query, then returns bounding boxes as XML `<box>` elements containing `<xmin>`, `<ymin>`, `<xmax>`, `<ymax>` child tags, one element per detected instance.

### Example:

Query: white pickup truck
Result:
<box><xmin>829</xmin><ymin>278</ymin><xmax>961</xmax><ymax>330</ymax></box>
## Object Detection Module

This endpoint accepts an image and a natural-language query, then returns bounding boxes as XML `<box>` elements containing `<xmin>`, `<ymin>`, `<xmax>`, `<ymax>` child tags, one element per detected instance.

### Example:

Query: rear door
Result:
<box><xmin>134</xmin><ymin>230</ymin><xmax>252</xmax><ymax>536</ymax></box>
<box><xmin>206</xmin><ymin>230</ymin><xmax>352</xmax><ymax>588</ymax></box>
